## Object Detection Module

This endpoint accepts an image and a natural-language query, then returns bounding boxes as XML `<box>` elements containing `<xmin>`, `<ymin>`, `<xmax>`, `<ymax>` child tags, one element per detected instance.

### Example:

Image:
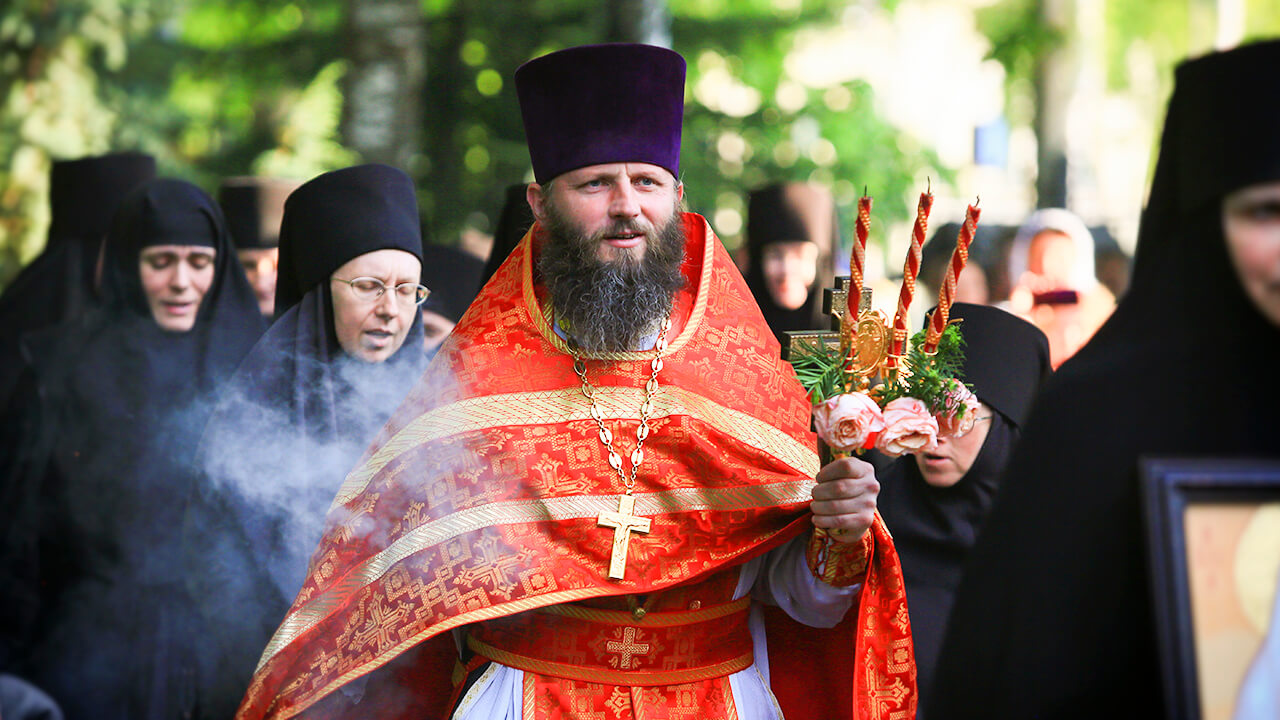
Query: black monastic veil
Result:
<box><xmin>186</xmin><ymin>164</ymin><xmax>428</xmax><ymax>719</ymax></box>
<box><xmin>0</xmin><ymin>178</ymin><xmax>264</xmax><ymax>720</ymax></box>
<box><xmin>0</xmin><ymin>153</ymin><xmax>157</xmax><ymax>412</ymax></box>
<box><xmin>928</xmin><ymin>39</ymin><xmax>1280</xmax><ymax>718</ymax></box>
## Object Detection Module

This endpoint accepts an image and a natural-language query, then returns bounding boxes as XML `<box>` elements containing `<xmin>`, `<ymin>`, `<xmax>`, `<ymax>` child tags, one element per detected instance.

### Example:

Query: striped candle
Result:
<box><xmin>887</xmin><ymin>190</ymin><xmax>933</xmax><ymax>373</ymax></box>
<box><xmin>923</xmin><ymin>200</ymin><xmax>981</xmax><ymax>354</ymax></box>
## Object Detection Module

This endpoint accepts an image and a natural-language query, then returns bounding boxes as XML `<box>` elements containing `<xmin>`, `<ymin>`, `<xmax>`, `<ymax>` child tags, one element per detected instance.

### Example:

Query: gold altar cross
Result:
<box><xmin>782</xmin><ymin>276</ymin><xmax>888</xmax><ymax>393</ymax></box>
<box><xmin>598</xmin><ymin>493</ymin><xmax>651</xmax><ymax>580</ymax></box>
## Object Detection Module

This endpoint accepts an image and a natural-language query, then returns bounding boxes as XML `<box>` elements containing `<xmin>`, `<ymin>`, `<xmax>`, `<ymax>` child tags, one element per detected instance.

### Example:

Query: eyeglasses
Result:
<box><xmin>332</xmin><ymin>276</ymin><xmax>431</xmax><ymax>306</ymax></box>
<box><xmin>950</xmin><ymin>414</ymin><xmax>995</xmax><ymax>439</ymax></box>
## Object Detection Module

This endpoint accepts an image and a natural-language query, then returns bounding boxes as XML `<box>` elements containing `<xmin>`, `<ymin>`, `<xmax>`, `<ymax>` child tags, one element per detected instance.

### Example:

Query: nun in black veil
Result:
<box><xmin>0</xmin><ymin>153</ymin><xmax>157</xmax><ymax>335</ymax></box>
<box><xmin>742</xmin><ymin>182</ymin><xmax>839</xmax><ymax>343</ymax></box>
<box><xmin>187</xmin><ymin>164</ymin><xmax>428</xmax><ymax>718</ymax></box>
<box><xmin>875</xmin><ymin>302</ymin><xmax>1050</xmax><ymax>712</ymax></box>
<box><xmin>928</xmin><ymin>39</ymin><xmax>1280</xmax><ymax>718</ymax></box>
<box><xmin>0</xmin><ymin>153</ymin><xmax>156</xmax><ymax>411</ymax></box>
<box><xmin>0</xmin><ymin>178</ymin><xmax>264</xmax><ymax>719</ymax></box>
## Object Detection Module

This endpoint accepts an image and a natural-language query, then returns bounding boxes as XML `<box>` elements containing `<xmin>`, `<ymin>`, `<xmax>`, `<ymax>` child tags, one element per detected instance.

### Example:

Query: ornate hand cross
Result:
<box><xmin>598</xmin><ymin>493</ymin><xmax>651</xmax><ymax>580</ymax></box>
<box><xmin>783</xmin><ymin>277</ymin><xmax>887</xmax><ymax>393</ymax></box>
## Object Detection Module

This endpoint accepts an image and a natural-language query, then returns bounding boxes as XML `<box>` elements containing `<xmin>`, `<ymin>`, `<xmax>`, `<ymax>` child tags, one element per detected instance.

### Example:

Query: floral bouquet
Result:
<box><xmin>785</xmin><ymin>188</ymin><xmax>982</xmax><ymax>460</ymax></box>
<box><xmin>790</xmin><ymin>323</ymin><xmax>977</xmax><ymax>458</ymax></box>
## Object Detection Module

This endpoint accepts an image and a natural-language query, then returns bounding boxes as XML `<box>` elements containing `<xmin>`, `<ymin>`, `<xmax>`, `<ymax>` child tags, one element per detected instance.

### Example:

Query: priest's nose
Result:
<box><xmin>609</xmin><ymin>183</ymin><xmax>640</xmax><ymax>220</ymax></box>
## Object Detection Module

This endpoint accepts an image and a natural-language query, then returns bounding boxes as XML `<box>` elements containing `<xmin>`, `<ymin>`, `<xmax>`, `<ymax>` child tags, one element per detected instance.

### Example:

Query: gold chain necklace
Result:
<box><xmin>565</xmin><ymin>317</ymin><xmax>671</xmax><ymax>580</ymax></box>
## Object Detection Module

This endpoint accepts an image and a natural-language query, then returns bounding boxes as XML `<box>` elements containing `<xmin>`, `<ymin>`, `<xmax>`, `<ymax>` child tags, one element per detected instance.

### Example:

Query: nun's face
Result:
<box><xmin>139</xmin><ymin>245</ymin><xmax>217</xmax><ymax>332</ymax></box>
<box><xmin>330</xmin><ymin>249</ymin><xmax>423</xmax><ymax>363</ymax></box>
<box><xmin>238</xmin><ymin>247</ymin><xmax>279</xmax><ymax>317</ymax></box>
<box><xmin>420</xmin><ymin>308</ymin><xmax>456</xmax><ymax>356</ymax></box>
<box><xmin>762</xmin><ymin>241</ymin><xmax>820</xmax><ymax>310</ymax></box>
<box><xmin>915</xmin><ymin>401</ymin><xmax>993</xmax><ymax>488</ymax></box>
<box><xmin>1223</xmin><ymin>181</ymin><xmax>1280</xmax><ymax>328</ymax></box>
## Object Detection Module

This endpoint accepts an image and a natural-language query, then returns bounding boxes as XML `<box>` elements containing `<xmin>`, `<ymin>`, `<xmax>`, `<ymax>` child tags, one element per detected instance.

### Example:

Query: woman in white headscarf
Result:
<box><xmin>1005</xmin><ymin>207</ymin><xmax>1116</xmax><ymax>367</ymax></box>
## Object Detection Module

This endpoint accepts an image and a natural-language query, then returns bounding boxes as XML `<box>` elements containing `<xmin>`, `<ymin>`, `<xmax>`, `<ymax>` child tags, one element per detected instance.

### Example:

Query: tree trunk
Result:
<box><xmin>342</xmin><ymin>0</ymin><xmax>426</xmax><ymax>169</ymax></box>
<box><xmin>606</xmin><ymin>0</ymin><xmax>672</xmax><ymax>48</ymax></box>
<box><xmin>1033</xmin><ymin>0</ymin><xmax>1074</xmax><ymax>209</ymax></box>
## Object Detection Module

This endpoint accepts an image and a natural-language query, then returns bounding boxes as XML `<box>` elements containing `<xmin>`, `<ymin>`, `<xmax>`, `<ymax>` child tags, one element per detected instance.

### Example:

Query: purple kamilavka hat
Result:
<box><xmin>515</xmin><ymin>43</ymin><xmax>686</xmax><ymax>184</ymax></box>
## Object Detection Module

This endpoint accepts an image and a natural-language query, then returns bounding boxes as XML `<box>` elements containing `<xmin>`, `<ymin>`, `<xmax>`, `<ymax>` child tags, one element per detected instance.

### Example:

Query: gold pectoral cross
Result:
<box><xmin>598</xmin><ymin>493</ymin><xmax>651</xmax><ymax>580</ymax></box>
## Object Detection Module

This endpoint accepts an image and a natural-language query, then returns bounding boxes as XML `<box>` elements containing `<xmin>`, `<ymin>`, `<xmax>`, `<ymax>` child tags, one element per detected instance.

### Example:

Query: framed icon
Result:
<box><xmin>1141</xmin><ymin>458</ymin><xmax>1280</xmax><ymax>720</ymax></box>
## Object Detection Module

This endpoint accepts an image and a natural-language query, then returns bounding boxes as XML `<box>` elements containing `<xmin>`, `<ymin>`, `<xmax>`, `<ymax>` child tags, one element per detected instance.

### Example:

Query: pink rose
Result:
<box><xmin>935</xmin><ymin>379</ymin><xmax>980</xmax><ymax>439</ymax></box>
<box><xmin>877</xmin><ymin>397</ymin><xmax>939</xmax><ymax>457</ymax></box>
<box><xmin>812</xmin><ymin>393</ymin><xmax>886</xmax><ymax>453</ymax></box>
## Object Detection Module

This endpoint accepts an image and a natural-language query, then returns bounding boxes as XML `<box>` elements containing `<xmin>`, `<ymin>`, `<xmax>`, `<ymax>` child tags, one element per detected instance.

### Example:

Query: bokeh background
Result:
<box><xmin>4</xmin><ymin>0</ymin><xmax>1280</xmax><ymax>292</ymax></box>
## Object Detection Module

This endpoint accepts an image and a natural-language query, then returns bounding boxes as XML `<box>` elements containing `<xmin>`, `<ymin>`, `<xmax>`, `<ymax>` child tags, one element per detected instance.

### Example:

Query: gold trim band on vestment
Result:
<box><xmin>537</xmin><ymin>596</ymin><xmax>751</xmax><ymax>627</ymax></box>
<box><xmin>465</xmin><ymin>636</ymin><xmax>754</xmax><ymax>687</ymax></box>
<box><xmin>259</xmin><ymin>480</ymin><xmax>816</xmax><ymax>671</ymax></box>
<box><xmin>332</xmin><ymin>384</ymin><xmax>820</xmax><ymax>508</ymax></box>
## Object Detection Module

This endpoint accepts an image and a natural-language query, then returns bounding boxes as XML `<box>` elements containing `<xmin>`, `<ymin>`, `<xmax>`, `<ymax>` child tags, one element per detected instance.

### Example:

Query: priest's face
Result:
<box><xmin>1223</xmin><ymin>180</ymin><xmax>1280</xmax><ymax>328</ymax></box>
<box><xmin>527</xmin><ymin>163</ymin><xmax>684</xmax><ymax>264</ymax></box>
<box><xmin>139</xmin><ymin>244</ymin><xmax>217</xmax><ymax>332</ymax></box>
<box><xmin>915</xmin><ymin>401</ymin><xmax>993</xmax><ymax>488</ymax></box>
<box><xmin>530</xmin><ymin>163</ymin><xmax>688</xmax><ymax>353</ymax></box>
<box><xmin>330</xmin><ymin>249</ymin><xmax>423</xmax><ymax>363</ymax></box>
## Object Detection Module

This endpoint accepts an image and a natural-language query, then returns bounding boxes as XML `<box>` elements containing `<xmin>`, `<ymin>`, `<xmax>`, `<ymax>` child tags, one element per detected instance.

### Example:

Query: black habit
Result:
<box><xmin>876</xmin><ymin>303</ymin><xmax>1050</xmax><ymax>711</ymax></box>
<box><xmin>0</xmin><ymin>178</ymin><xmax>264</xmax><ymax>720</ymax></box>
<box><xmin>186</xmin><ymin>164</ymin><xmax>428</xmax><ymax>719</ymax></box>
<box><xmin>927</xmin><ymin>40</ymin><xmax>1280</xmax><ymax>718</ymax></box>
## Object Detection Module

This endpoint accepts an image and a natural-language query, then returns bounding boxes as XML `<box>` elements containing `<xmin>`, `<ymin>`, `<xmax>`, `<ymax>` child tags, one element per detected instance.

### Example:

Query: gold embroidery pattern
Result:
<box><xmin>537</xmin><ymin>596</ymin><xmax>749</xmax><ymax>627</ymax></box>
<box><xmin>333</xmin><ymin>385</ymin><xmax>820</xmax><ymax>507</ymax></box>
<box><xmin>806</xmin><ymin>527</ymin><xmax>873</xmax><ymax>587</ymax></box>
<box><xmin>259</xmin><ymin>482</ymin><xmax>813</xmax><ymax>669</ymax></box>
<box><xmin>466</xmin><ymin>636</ymin><xmax>753</xmax><ymax>686</ymax></box>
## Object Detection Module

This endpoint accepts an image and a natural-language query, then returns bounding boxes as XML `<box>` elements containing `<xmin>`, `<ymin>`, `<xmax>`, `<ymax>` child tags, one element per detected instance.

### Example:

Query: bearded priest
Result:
<box><xmin>235</xmin><ymin>43</ymin><xmax>914</xmax><ymax>720</ymax></box>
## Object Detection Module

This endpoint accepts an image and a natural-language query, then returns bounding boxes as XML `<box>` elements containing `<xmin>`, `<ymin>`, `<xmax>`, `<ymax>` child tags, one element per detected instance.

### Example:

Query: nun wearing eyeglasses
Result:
<box><xmin>183</xmin><ymin>164</ymin><xmax>428</xmax><ymax>719</ymax></box>
<box><xmin>875</xmin><ymin>302</ymin><xmax>1051</xmax><ymax>714</ymax></box>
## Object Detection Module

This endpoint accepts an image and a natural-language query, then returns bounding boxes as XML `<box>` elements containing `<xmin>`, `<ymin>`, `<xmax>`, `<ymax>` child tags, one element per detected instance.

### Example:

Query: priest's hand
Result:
<box><xmin>810</xmin><ymin>456</ymin><xmax>879</xmax><ymax>543</ymax></box>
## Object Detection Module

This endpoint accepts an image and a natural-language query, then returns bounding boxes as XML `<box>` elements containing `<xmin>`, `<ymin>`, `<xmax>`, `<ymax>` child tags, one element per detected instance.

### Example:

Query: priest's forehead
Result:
<box><xmin>549</xmin><ymin>163</ymin><xmax>679</xmax><ymax>188</ymax></box>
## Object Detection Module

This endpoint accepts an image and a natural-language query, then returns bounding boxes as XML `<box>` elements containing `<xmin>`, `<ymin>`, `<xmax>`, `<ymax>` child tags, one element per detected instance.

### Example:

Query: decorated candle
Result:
<box><xmin>887</xmin><ymin>189</ymin><xmax>933</xmax><ymax>373</ymax></box>
<box><xmin>923</xmin><ymin>200</ymin><xmax>981</xmax><ymax>354</ymax></box>
<box><xmin>848</xmin><ymin>194</ymin><xmax>872</xmax><ymax>324</ymax></box>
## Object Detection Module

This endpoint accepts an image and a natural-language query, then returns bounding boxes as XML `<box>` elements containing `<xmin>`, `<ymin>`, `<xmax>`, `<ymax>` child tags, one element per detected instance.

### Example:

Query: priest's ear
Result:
<box><xmin>526</xmin><ymin>182</ymin><xmax>549</xmax><ymax>223</ymax></box>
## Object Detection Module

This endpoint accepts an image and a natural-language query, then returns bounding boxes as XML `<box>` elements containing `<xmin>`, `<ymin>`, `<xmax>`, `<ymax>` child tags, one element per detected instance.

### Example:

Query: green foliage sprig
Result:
<box><xmin>787</xmin><ymin>339</ymin><xmax>846</xmax><ymax>405</ymax></box>
<box><xmin>788</xmin><ymin>321</ymin><xmax>970</xmax><ymax>414</ymax></box>
<box><xmin>879</xmin><ymin>323</ymin><xmax>970</xmax><ymax>414</ymax></box>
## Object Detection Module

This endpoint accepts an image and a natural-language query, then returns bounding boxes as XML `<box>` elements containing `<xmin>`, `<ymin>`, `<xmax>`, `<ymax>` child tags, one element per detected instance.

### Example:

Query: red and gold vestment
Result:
<box><xmin>234</xmin><ymin>214</ymin><xmax>915</xmax><ymax>720</ymax></box>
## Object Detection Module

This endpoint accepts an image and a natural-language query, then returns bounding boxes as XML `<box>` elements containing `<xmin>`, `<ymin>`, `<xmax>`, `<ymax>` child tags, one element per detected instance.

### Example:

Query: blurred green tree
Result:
<box><xmin>420</xmin><ymin>0</ymin><xmax>942</xmax><ymax>257</ymax></box>
<box><xmin>1</xmin><ymin>0</ymin><xmax>943</xmax><ymax>292</ymax></box>
<box><xmin>0</xmin><ymin>0</ymin><xmax>163</xmax><ymax>285</ymax></box>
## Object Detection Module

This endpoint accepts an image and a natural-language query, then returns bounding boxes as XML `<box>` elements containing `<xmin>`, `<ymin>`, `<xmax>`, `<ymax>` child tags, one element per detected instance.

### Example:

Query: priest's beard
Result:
<box><xmin>538</xmin><ymin>199</ymin><xmax>687</xmax><ymax>353</ymax></box>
